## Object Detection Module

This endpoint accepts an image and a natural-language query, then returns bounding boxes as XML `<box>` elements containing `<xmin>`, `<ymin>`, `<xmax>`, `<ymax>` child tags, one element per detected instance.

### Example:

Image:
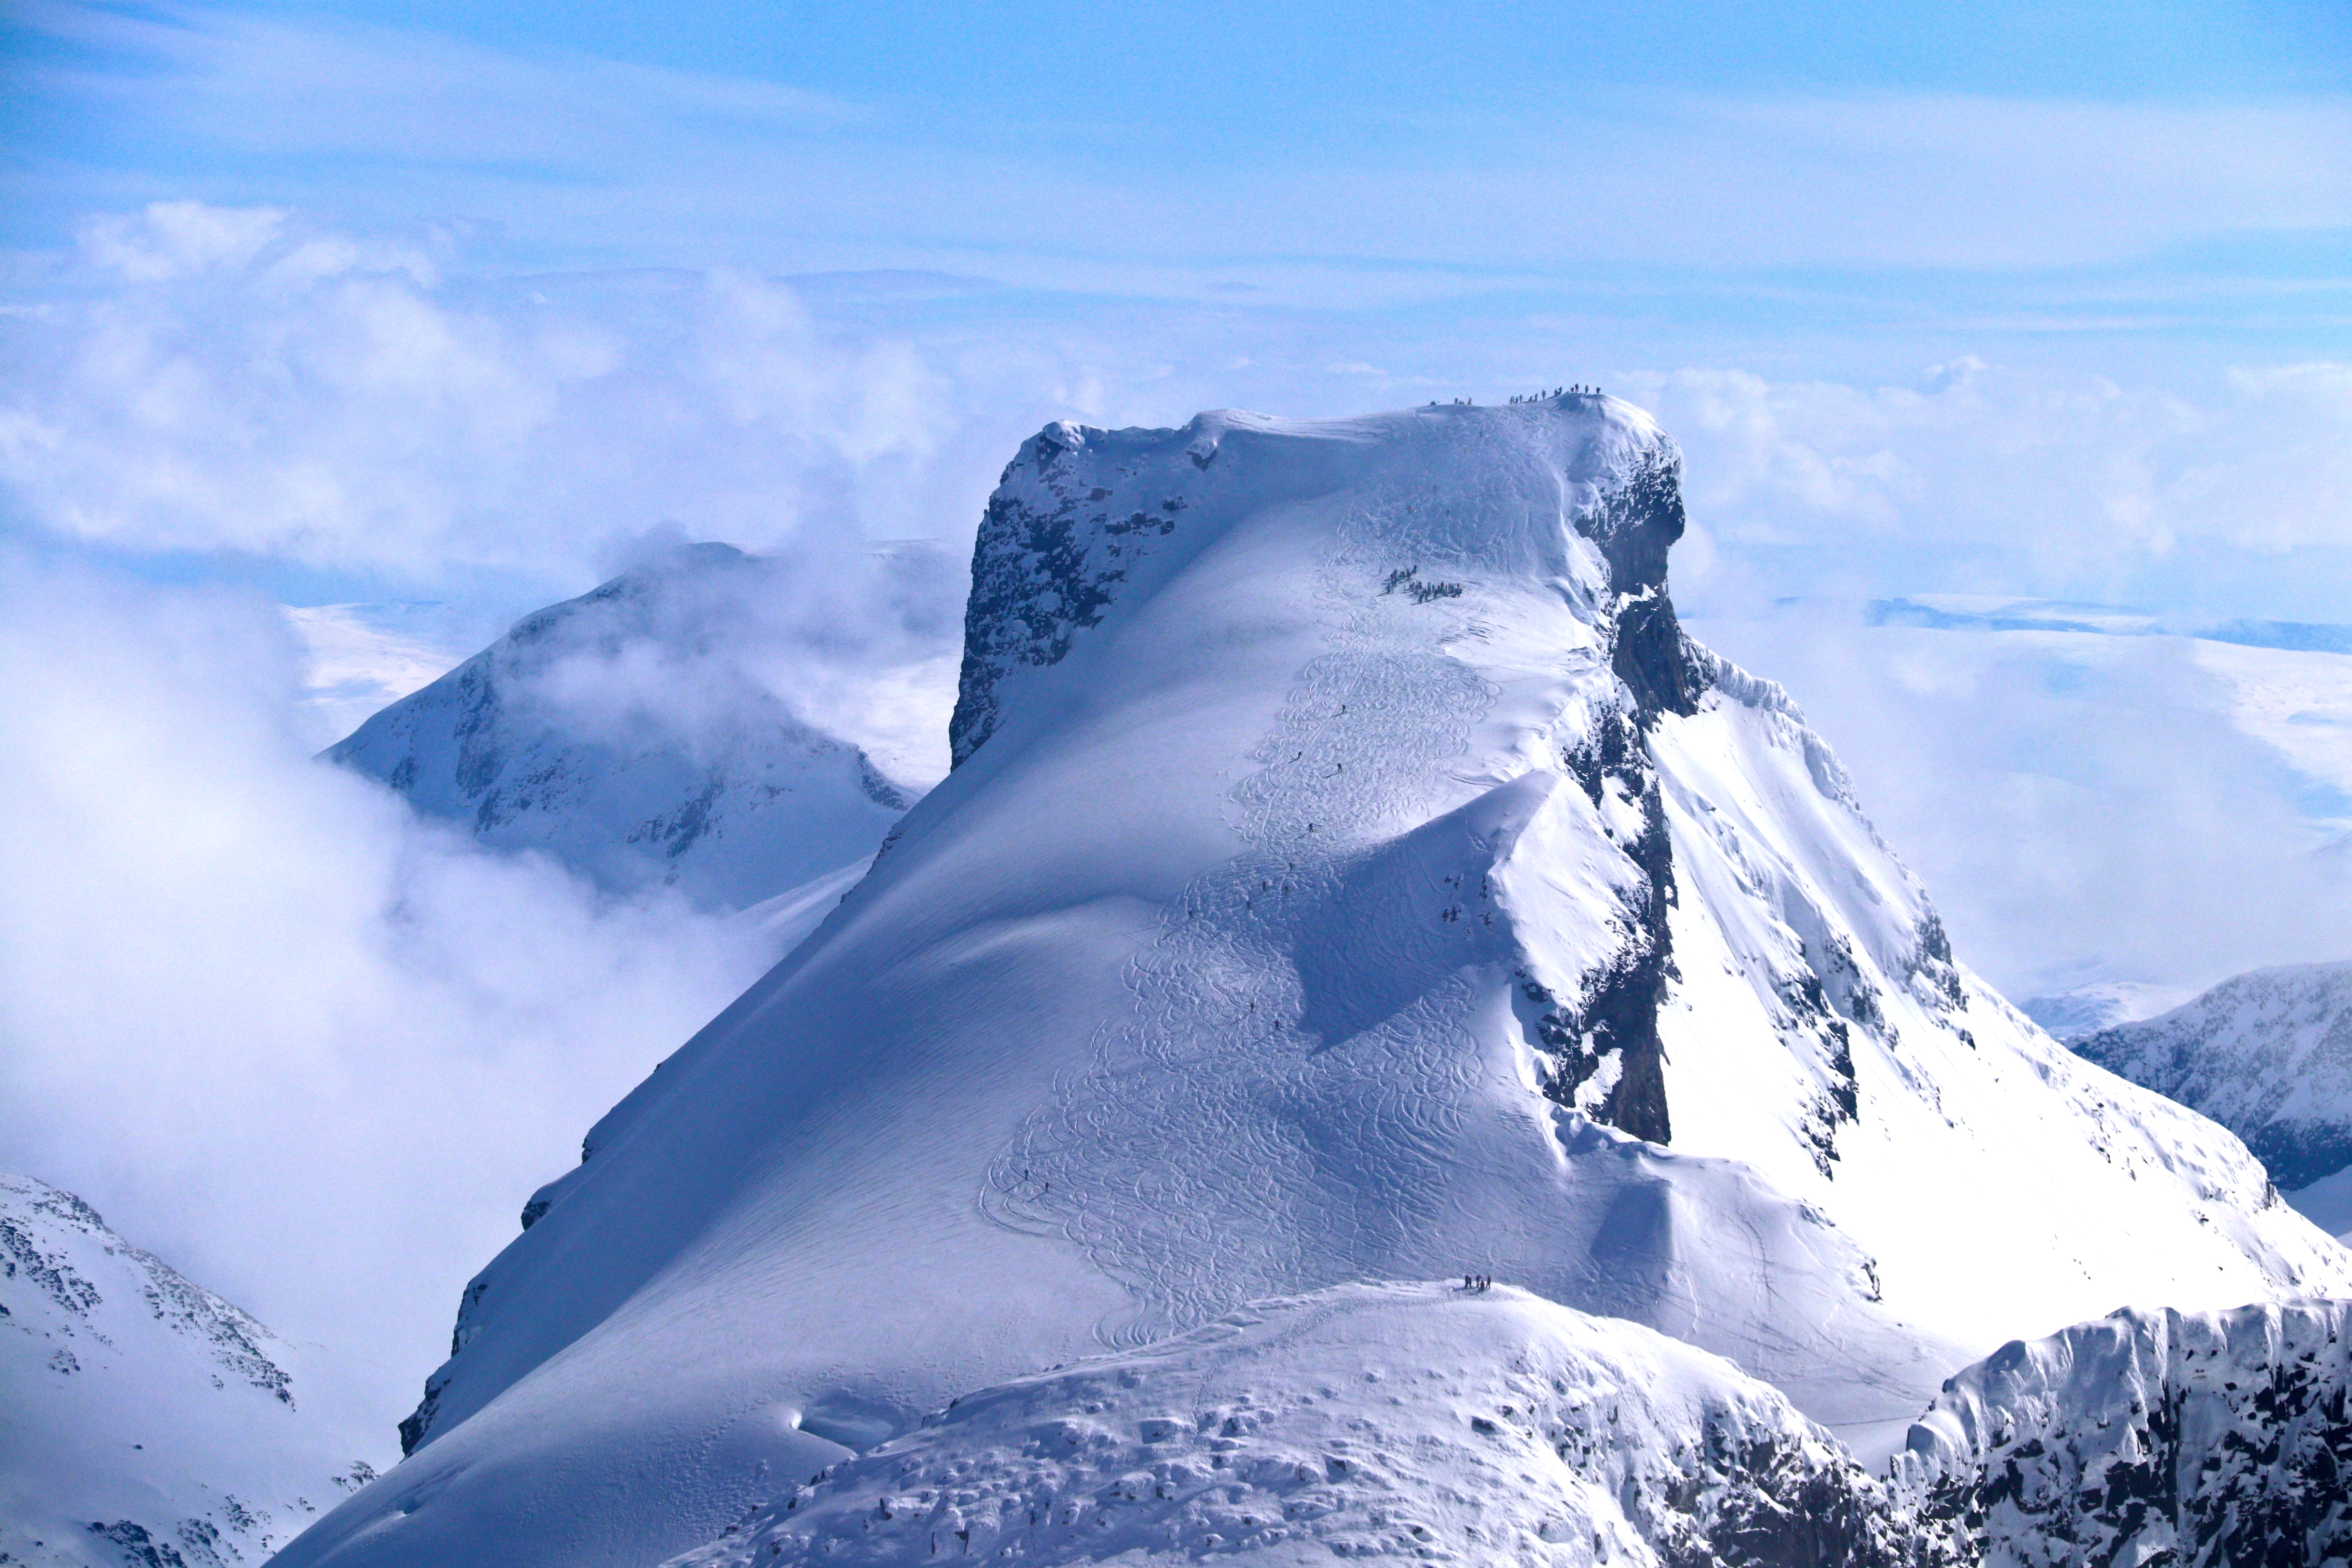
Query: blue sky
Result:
<box><xmin>4</xmin><ymin>2</ymin><xmax>2350</xmax><ymax>639</ymax></box>
<box><xmin>7</xmin><ymin>0</ymin><xmax>2349</xmax><ymax>350</ymax></box>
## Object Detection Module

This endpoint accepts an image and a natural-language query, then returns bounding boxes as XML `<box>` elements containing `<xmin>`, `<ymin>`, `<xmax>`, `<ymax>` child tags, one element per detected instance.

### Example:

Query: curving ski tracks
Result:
<box><xmin>984</xmin><ymin>482</ymin><xmax>1515</xmax><ymax>1343</ymax></box>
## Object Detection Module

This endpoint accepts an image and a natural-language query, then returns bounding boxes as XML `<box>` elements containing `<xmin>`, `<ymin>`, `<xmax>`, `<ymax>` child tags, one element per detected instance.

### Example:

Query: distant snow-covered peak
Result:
<box><xmin>327</xmin><ymin>541</ymin><xmax>955</xmax><ymax>912</ymax></box>
<box><xmin>2075</xmin><ymin>960</ymin><xmax>2352</xmax><ymax>1192</ymax></box>
<box><xmin>1</xmin><ymin>1172</ymin><xmax>374</xmax><ymax>1566</ymax></box>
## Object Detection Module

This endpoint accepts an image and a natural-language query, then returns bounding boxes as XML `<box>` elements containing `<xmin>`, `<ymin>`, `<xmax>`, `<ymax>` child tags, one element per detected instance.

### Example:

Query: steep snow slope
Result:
<box><xmin>2075</xmin><ymin>962</ymin><xmax>2352</xmax><ymax>1192</ymax></box>
<box><xmin>1899</xmin><ymin>1297</ymin><xmax>2352</xmax><ymax>1565</ymax></box>
<box><xmin>326</xmin><ymin>543</ymin><xmax>918</xmax><ymax>911</ymax></box>
<box><xmin>667</xmin><ymin>1282</ymin><xmax>1945</xmax><ymax>1568</ymax></box>
<box><xmin>281</xmin><ymin>397</ymin><xmax>2347</xmax><ymax>1568</ymax></box>
<box><xmin>1</xmin><ymin>1173</ymin><xmax>373</xmax><ymax>1567</ymax></box>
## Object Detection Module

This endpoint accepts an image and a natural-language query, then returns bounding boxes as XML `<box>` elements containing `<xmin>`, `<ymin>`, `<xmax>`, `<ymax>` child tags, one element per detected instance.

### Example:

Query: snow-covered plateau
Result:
<box><xmin>325</xmin><ymin>542</ymin><xmax>932</xmax><ymax>913</ymax></box>
<box><xmin>0</xmin><ymin>1173</ymin><xmax>373</xmax><ymax>1567</ymax></box>
<box><xmin>277</xmin><ymin>397</ymin><xmax>2351</xmax><ymax>1568</ymax></box>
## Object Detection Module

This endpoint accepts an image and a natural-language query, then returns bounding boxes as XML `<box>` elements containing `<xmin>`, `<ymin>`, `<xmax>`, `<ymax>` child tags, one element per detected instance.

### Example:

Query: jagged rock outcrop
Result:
<box><xmin>1900</xmin><ymin>1298</ymin><xmax>2352</xmax><ymax>1566</ymax></box>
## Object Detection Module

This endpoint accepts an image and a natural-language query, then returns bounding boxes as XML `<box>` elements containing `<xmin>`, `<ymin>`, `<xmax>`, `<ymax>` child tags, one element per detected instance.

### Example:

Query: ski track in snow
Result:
<box><xmin>985</xmin><ymin>480</ymin><xmax>1511</xmax><ymax>1343</ymax></box>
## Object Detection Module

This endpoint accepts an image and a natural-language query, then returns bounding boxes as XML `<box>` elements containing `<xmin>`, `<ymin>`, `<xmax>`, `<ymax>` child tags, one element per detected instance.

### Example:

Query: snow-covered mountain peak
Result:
<box><xmin>1</xmin><ymin>1174</ymin><xmax>290</xmax><ymax>1407</ymax></box>
<box><xmin>329</xmin><ymin>541</ymin><xmax>934</xmax><ymax>911</ymax></box>
<box><xmin>2</xmin><ymin>1173</ymin><xmax>375</xmax><ymax>1567</ymax></box>
<box><xmin>2075</xmin><ymin>961</ymin><xmax>2352</xmax><ymax>1191</ymax></box>
<box><xmin>951</xmin><ymin>394</ymin><xmax>1677</xmax><ymax>770</ymax></box>
<box><xmin>282</xmin><ymin>396</ymin><xmax>2346</xmax><ymax>1568</ymax></box>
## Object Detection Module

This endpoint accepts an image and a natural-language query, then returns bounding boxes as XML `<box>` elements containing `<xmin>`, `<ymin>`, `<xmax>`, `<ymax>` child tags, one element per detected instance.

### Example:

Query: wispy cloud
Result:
<box><xmin>10</xmin><ymin>2</ymin><xmax>2351</xmax><ymax>290</ymax></box>
<box><xmin>0</xmin><ymin>557</ymin><xmax>782</xmax><ymax>1449</ymax></box>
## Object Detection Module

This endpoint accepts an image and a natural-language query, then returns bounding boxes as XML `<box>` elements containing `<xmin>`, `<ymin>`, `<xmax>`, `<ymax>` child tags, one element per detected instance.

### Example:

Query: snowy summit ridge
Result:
<box><xmin>280</xmin><ymin>395</ymin><xmax>2347</xmax><ymax>1568</ymax></box>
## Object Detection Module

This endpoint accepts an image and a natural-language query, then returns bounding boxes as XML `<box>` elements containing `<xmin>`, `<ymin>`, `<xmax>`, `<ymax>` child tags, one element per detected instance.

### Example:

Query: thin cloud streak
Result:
<box><xmin>9</xmin><ymin>2</ymin><xmax>2351</xmax><ymax>287</ymax></box>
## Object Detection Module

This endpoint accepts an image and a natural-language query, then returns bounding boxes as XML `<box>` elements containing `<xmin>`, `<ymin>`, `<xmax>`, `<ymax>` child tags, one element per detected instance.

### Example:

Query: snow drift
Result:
<box><xmin>279</xmin><ymin>396</ymin><xmax>2348</xmax><ymax>1568</ymax></box>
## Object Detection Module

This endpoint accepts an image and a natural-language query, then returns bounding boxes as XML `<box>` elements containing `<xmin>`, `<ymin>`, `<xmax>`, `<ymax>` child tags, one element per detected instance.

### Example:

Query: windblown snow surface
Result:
<box><xmin>326</xmin><ymin>542</ymin><xmax>920</xmax><ymax>912</ymax></box>
<box><xmin>672</xmin><ymin>1286</ymin><xmax>2352</xmax><ymax>1568</ymax></box>
<box><xmin>2075</xmin><ymin>964</ymin><xmax>2352</xmax><ymax>1196</ymax></box>
<box><xmin>666</xmin><ymin>1282</ymin><xmax>1945</xmax><ymax>1568</ymax></box>
<box><xmin>0</xmin><ymin>1173</ymin><xmax>371</xmax><ymax>1567</ymax></box>
<box><xmin>279</xmin><ymin>397</ymin><xmax>2351</xmax><ymax>1568</ymax></box>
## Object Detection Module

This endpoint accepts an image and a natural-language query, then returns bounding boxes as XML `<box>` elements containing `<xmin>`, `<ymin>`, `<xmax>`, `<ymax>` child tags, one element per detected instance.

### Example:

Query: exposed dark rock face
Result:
<box><xmin>2</xmin><ymin>1175</ymin><xmax>292</xmax><ymax>1406</ymax></box>
<box><xmin>949</xmin><ymin>424</ymin><xmax>1193</xmax><ymax>768</ymax></box>
<box><xmin>399</xmin><ymin>1276</ymin><xmax>492</xmax><ymax>1456</ymax></box>
<box><xmin>1531</xmin><ymin>703</ymin><xmax>1678</xmax><ymax>1145</ymax></box>
<box><xmin>1579</xmin><ymin>449</ymin><xmax>1710</xmax><ymax>724</ymax></box>
<box><xmin>87</xmin><ymin>1519</ymin><xmax>191</xmax><ymax>1568</ymax></box>
<box><xmin>1577</xmin><ymin>446</ymin><xmax>1686</xmax><ymax>599</ymax></box>
<box><xmin>1658</xmin><ymin>1430</ymin><xmax>1962</xmax><ymax>1568</ymax></box>
<box><xmin>1900</xmin><ymin>1299</ymin><xmax>2352</xmax><ymax>1568</ymax></box>
<box><xmin>1521</xmin><ymin>449</ymin><xmax>1710</xmax><ymax>1147</ymax></box>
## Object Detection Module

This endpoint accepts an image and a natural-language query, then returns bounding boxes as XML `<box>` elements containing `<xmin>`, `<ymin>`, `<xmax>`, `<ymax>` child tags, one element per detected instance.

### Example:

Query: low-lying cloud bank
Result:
<box><xmin>1698</xmin><ymin>606</ymin><xmax>2352</xmax><ymax>1001</ymax></box>
<box><xmin>0</xmin><ymin>558</ymin><xmax>782</xmax><ymax>1451</ymax></box>
<box><xmin>8</xmin><ymin>205</ymin><xmax>2351</xmax><ymax>622</ymax></box>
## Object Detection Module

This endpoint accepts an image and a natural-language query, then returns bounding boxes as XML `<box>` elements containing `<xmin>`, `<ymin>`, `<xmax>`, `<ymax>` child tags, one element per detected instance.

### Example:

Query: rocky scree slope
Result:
<box><xmin>278</xmin><ymin>397</ymin><xmax>2347</xmax><ymax>1568</ymax></box>
<box><xmin>1</xmin><ymin>1172</ymin><xmax>374</xmax><ymax>1568</ymax></box>
<box><xmin>327</xmin><ymin>542</ymin><xmax>918</xmax><ymax>913</ymax></box>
